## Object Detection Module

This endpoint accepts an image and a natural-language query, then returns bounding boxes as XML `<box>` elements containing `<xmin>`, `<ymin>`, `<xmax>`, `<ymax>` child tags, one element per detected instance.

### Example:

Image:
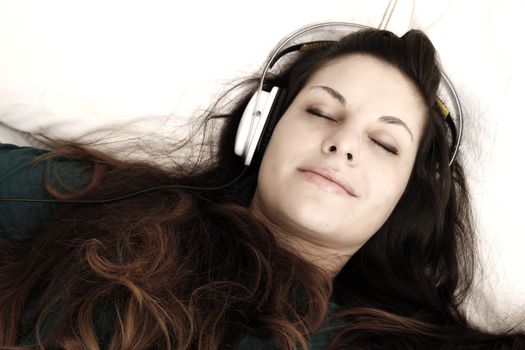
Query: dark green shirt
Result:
<box><xmin>0</xmin><ymin>143</ymin><xmax>344</xmax><ymax>349</ymax></box>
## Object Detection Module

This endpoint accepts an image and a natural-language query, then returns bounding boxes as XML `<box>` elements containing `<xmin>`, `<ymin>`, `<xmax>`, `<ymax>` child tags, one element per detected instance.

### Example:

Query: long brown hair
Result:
<box><xmin>1</xmin><ymin>29</ymin><xmax>524</xmax><ymax>349</ymax></box>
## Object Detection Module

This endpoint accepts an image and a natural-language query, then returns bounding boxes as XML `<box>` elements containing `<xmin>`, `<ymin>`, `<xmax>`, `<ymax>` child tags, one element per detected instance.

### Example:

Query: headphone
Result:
<box><xmin>234</xmin><ymin>22</ymin><xmax>463</xmax><ymax>167</ymax></box>
<box><xmin>0</xmin><ymin>22</ymin><xmax>463</xmax><ymax>204</ymax></box>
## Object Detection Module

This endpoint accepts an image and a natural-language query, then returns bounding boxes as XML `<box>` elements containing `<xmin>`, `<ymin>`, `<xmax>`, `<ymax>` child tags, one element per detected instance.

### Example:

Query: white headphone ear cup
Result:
<box><xmin>234</xmin><ymin>92</ymin><xmax>259</xmax><ymax>158</ymax></box>
<box><xmin>234</xmin><ymin>87</ymin><xmax>280</xmax><ymax>166</ymax></box>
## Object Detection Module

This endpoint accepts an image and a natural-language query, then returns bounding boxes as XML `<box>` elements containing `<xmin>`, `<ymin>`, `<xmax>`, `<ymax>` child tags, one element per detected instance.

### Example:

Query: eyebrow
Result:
<box><xmin>311</xmin><ymin>85</ymin><xmax>346</xmax><ymax>105</ymax></box>
<box><xmin>310</xmin><ymin>85</ymin><xmax>414</xmax><ymax>141</ymax></box>
<box><xmin>378</xmin><ymin>116</ymin><xmax>414</xmax><ymax>141</ymax></box>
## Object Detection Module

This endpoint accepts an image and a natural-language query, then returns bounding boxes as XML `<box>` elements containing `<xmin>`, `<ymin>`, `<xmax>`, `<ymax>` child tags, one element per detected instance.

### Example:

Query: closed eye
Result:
<box><xmin>306</xmin><ymin>107</ymin><xmax>335</xmax><ymax>122</ymax></box>
<box><xmin>370</xmin><ymin>138</ymin><xmax>399</xmax><ymax>155</ymax></box>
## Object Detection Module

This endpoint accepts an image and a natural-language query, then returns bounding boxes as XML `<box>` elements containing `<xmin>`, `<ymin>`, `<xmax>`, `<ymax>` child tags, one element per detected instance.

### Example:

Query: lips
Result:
<box><xmin>298</xmin><ymin>166</ymin><xmax>357</xmax><ymax>197</ymax></box>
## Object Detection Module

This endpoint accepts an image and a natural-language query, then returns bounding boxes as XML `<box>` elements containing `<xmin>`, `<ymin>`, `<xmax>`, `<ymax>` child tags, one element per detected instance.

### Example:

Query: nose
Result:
<box><xmin>322</xmin><ymin>127</ymin><xmax>361</xmax><ymax>164</ymax></box>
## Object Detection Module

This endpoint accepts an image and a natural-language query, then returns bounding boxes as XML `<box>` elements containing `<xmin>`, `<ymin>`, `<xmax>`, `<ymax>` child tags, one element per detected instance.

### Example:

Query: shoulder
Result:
<box><xmin>231</xmin><ymin>302</ymin><xmax>346</xmax><ymax>349</ymax></box>
<box><xmin>0</xmin><ymin>143</ymin><xmax>92</xmax><ymax>240</ymax></box>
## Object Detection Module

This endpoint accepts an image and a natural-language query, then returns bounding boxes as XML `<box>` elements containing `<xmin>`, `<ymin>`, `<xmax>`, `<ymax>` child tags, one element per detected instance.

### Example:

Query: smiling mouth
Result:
<box><xmin>299</xmin><ymin>170</ymin><xmax>354</xmax><ymax>197</ymax></box>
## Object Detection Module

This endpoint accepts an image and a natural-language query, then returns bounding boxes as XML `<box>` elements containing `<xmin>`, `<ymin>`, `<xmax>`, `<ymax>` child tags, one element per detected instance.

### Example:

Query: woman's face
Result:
<box><xmin>249</xmin><ymin>54</ymin><xmax>427</xmax><ymax>258</ymax></box>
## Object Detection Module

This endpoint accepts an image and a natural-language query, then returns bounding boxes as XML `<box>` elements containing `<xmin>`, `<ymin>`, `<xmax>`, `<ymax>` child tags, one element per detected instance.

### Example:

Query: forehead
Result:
<box><xmin>306</xmin><ymin>53</ymin><xmax>422</xmax><ymax>99</ymax></box>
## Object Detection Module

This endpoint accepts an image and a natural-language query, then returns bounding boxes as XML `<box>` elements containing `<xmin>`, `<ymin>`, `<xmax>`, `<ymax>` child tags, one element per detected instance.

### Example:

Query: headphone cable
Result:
<box><xmin>0</xmin><ymin>166</ymin><xmax>250</xmax><ymax>204</ymax></box>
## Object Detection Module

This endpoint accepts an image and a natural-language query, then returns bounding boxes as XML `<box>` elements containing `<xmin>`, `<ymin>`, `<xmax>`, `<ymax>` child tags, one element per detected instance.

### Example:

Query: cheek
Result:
<box><xmin>257</xmin><ymin>124</ymin><xmax>298</xmax><ymax>194</ymax></box>
<box><xmin>259</xmin><ymin>117</ymin><xmax>311</xmax><ymax>169</ymax></box>
<box><xmin>367</xmin><ymin>167</ymin><xmax>411</xmax><ymax>215</ymax></box>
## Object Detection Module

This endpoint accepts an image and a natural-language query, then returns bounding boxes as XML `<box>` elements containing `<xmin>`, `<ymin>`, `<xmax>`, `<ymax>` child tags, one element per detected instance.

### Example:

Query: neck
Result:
<box><xmin>248</xmin><ymin>205</ymin><xmax>351</xmax><ymax>281</ymax></box>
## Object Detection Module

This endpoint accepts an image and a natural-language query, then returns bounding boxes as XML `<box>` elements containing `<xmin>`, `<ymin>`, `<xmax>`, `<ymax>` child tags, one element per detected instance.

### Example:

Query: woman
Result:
<box><xmin>0</xmin><ymin>27</ymin><xmax>524</xmax><ymax>349</ymax></box>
